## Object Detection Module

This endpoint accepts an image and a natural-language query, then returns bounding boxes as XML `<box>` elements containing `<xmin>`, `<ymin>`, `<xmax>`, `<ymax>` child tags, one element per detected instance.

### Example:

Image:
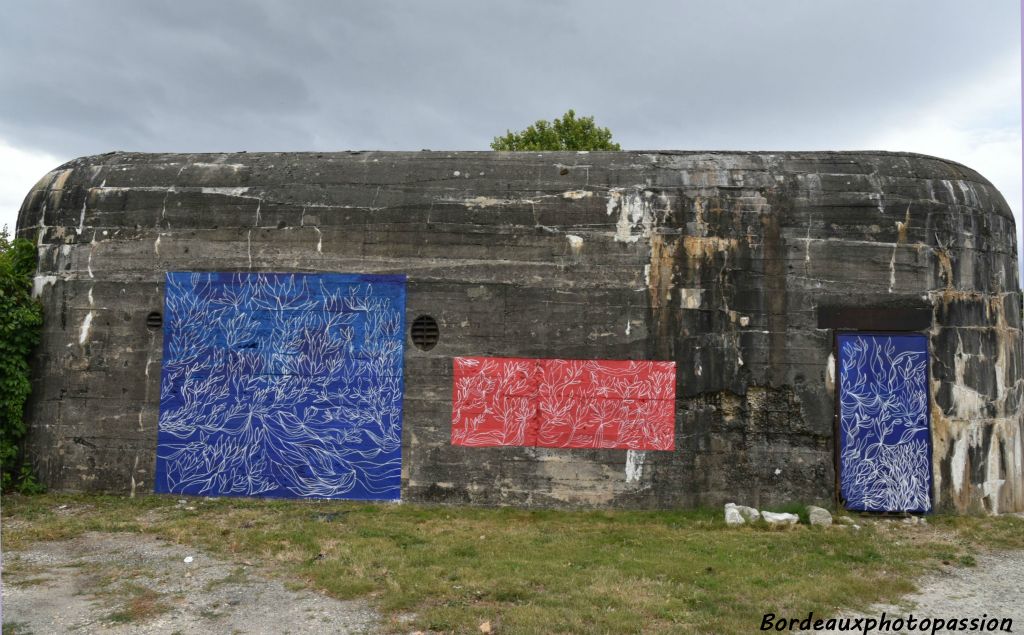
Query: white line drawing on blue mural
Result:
<box><xmin>838</xmin><ymin>334</ymin><xmax>931</xmax><ymax>513</ymax></box>
<box><xmin>155</xmin><ymin>272</ymin><xmax>406</xmax><ymax>500</ymax></box>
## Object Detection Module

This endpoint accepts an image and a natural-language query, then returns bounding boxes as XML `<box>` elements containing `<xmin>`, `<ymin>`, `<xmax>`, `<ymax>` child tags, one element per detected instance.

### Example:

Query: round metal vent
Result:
<box><xmin>410</xmin><ymin>315</ymin><xmax>439</xmax><ymax>351</ymax></box>
<box><xmin>146</xmin><ymin>311</ymin><xmax>163</xmax><ymax>330</ymax></box>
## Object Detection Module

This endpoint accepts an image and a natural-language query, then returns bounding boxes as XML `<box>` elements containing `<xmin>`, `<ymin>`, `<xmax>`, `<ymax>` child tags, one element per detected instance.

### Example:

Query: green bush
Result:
<box><xmin>0</xmin><ymin>226</ymin><xmax>44</xmax><ymax>492</ymax></box>
<box><xmin>491</xmin><ymin>109</ymin><xmax>621</xmax><ymax>151</ymax></box>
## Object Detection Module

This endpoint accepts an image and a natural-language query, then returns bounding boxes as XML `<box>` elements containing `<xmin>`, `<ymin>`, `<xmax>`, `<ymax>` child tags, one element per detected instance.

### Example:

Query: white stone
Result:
<box><xmin>724</xmin><ymin>503</ymin><xmax>745</xmax><ymax>526</ymax></box>
<box><xmin>735</xmin><ymin>505</ymin><xmax>761</xmax><ymax>522</ymax></box>
<box><xmin>806</xmin><ymin>505</ymin><xmax>833</xmax><ymax>526</ymax></box>
<box><xmin>762</xmin><ymin>511</ymin><xmax>799</xmax><ymax>525</ymax></box>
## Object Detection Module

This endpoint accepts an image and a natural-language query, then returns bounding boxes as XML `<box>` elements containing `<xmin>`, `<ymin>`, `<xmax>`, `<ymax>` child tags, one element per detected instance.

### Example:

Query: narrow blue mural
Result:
<box><xmin>837</xmin><ymin>333</ymin><xmax>932</xmax><ymax>513</ymax></box>
<box><xmin>155</xmin><ymin>272</ymin><xmax>406</xmax><ymax>500</ymax></box>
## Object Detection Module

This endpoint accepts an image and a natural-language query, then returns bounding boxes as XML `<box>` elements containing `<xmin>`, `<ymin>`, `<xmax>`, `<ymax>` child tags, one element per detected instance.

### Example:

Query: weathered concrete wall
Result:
<box><xmin>16</xmin><ymin>151</ymin><xmax>1024</xmax><ymax>512</ymax></box>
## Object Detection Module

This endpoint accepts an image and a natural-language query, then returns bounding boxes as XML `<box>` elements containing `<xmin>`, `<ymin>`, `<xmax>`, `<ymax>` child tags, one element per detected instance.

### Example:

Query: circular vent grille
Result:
<box><xmin>146</xmin><ymin>311</ymin><xmax>163</xmax><ymax>330</ymax></box>
<box><xmin>410</xmin><ymin>315</ymin><xmax>439</xmax><ymax>351</ymax></box>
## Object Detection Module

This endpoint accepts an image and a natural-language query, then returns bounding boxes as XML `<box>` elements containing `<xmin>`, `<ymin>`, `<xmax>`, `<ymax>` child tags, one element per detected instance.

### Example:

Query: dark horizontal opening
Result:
<box><xmin>817</xmin><ymin>306</ymin><xmax>932</xmax><ymax>331</ymax></box>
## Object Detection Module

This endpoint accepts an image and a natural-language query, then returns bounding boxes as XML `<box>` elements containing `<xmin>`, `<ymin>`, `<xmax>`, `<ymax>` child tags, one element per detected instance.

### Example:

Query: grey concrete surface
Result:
<box><xmin>15</xmin><ymin>151</ymin><xmax>1024</xmax><ymax>512</ymax></box>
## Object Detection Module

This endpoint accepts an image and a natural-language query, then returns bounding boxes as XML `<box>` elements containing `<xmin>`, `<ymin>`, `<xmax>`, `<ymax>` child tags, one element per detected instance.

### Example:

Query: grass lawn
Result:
<box><xmin>3</xmin><ymin>494</ymin><xmax>1023</xmax><ymax>633</ymax></box>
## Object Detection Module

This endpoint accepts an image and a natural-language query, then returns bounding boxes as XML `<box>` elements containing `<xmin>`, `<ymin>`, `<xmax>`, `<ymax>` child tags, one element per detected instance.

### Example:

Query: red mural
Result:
<box><xmin>451</xmin><ymin>357</ymin><xmax>676</xmax><ymax>450</ymax></box>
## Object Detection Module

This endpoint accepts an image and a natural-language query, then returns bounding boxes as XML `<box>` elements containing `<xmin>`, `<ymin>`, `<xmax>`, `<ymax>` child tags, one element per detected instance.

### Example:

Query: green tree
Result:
<box><xmin>491</xmin><ymin>109</ymin><xmax>621</xmax><ymax>151</ymax></box>
<box><xmin>0</xmin><ymin>226</ymin><xmax>44</xmax><ymax>492</ymax></box>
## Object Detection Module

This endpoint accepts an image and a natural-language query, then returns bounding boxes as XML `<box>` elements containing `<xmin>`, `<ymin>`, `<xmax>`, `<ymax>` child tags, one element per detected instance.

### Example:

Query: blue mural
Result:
<box><xmin>837</xmin><ymin>333</ymin><xmax>932</xmax><ymax>513</ymax></box>
<box><xmin>155</xmin><ymin>272</ymin><xmax>406</xmax><ymax>500</ymax></box>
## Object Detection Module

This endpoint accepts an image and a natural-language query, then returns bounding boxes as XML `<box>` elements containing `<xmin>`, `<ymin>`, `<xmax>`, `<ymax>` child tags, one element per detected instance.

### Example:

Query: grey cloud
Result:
<box><xmin>0</xmin><ymin>0</ymin><xmax>1015</xmax><ymax>157</ymax></box>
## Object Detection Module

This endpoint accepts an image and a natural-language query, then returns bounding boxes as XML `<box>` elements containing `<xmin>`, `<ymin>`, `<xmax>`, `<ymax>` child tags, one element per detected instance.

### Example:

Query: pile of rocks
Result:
<box><xmin>724</xmin><ymin>503</ymin><xmax>834</xmax><ymax>527</ymax></box>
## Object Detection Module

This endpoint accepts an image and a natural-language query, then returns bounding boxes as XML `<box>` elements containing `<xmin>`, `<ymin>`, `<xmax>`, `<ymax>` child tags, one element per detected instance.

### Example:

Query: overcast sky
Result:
<box><xmin>1</xmin><ymin>1</ymin><xmax>1020</xmax><ymax>277</ymax></box>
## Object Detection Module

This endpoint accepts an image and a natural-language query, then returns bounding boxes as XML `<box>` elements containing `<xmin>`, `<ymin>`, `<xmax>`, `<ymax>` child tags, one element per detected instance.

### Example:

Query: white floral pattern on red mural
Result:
<box><xmin>452</xmin><ymin>357</ymin><xmax>676</xmax><ymax>450</ymax></box>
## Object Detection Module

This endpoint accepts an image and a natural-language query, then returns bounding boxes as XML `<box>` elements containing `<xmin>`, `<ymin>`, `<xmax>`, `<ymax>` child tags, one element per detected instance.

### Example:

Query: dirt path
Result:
<box><xmin>826</xmin><ymin>550</ymin><xmax>1024</xmax><ymax>633</ymax></box>
<box><xmin>2</xmin><ymin>531</ymin><xmax>381</xmax><ymax>634</ymax></box>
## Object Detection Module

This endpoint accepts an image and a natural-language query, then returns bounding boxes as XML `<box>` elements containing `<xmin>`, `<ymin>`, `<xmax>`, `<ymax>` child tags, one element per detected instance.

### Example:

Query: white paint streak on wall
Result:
<box><xmin>951</xmin><ymin>433</ymin><xmax>969</xmax><ymax>495</ymax></box>
<box><xmin>79</xmin><ymin>311</ymin><xmax>94</xmax><ymax>345</ymax></box>
<box><xmin>154</xmin><ymin>235</ymin><xmax>161</xmax><ymax>255</ymax></box>
<box><xmin>957</xmin><ymin>180</ymin><xmax>977</xmax><ymax>207</ymax></box>
<box><xmin>800</xmin><ymin>213</ymin><xmax>814</xmax><ymax>272</ymax></box>
<box><xmin>200</xmin><ymin>186</ymin><xmax>253</xmax><ymax>198</ymax></box>
<box><xmin>465</xmin><ymin>196</ymin><xmax>498</xmax><ymax>207</ymax></box>
<box><xmin>888</xmin><ymin>244</ymin><xmax>897</xmax><ymax>293</ymax></box>
<box><xmin>247</xmin><ymin>230</ymin><xmax>253</xmax><ymax>269</ymax></box>
<box><xmin>1012</xmin><ymin>428</ymin><xmax>1024</xmax><ymax>497</ymax></box>
<box><xmin>130</xmin><ymin>455</ymin><xmax>140</xmax><ymax>498</ymax></box>
<box><xmin>606</xmin><ymin>191</ymin><xmax>619</xmax><ymax>216</ymax></box>
<box><xmin>192</xmin><ymin>162</ymin><xmax>246</xmax><ymax>171</ymax></box>
<box><xmin>36</xmin><ymin>202</ymin><xmax>47</xmax><ymax>247</ymax></box>
<box><xmin>825</xmin><ymin>352</ymin><xmax>836</xmax><ymax>395</ymax></box>
<box><xmin>679</xmin><ymin>288</ymin><xmax>703</xmax><ymax>309</ymax></box>
<box><xmin>606</xmin><ymin>187</ymin><xmax>657</xmax><ymax>243</ymax></box>
<box><xmin>314</xmin><ymin>226</ymin><xmax>322</xmax><ymax>253</ymax></box>
<box><xmin>940</xmin><ymin>179</ymin><xmax>957</xmax><ymax>204</ymax></box>
<box><xmin>87</xmin><ymin>232</ymin><xmax>96</xmax><ymax>279</ymax></box>
<box><xmin>562</xmin><ymin>190</ymin><xmax>593</xmax><ymax>200</ymax></box>
<box><xmin>615</xmin><ymin>208</ymin><xmax>637</xmax><ymax>242</ymax></box>
<box><xmin>77</xmin><ymin>198</ymin><xmax>87</xmax><ymax>235</ymax></box>
<box><xmin>88</xmin><ymin>285</ymin><xmax>94</xmax><ymax>307</ymax></box>
<box><xmin>566</xmin><ymin>234</ymin><xmax>583</xmax><ymax>255</ymax></box>
<box><xmin>625</xmin><ymin>450</ymin><xmax>646</xmax><ymax>483</ymax></box>
<box><xmin>952</xmin><ymin>335</ymin><xmax>987</xmax><ymax>420</ymax></box>
<box><xmin>160</xmin><ymin>187</ymin><xmax>171</xmax><ymax>226</ymax></box>
<box><xmin>31</xmin><ymin>275</ymin><xmax>58</xmax><ymax>298</ymax></box>
<box><xmin>865</xmin><ymin>173</ymin><xmax>886</xmax><ymax>216</ymax></box>
<box><xmin>984</xmin><ymin>439</ymin><xmax>1005</xmax><ymax>513</ymax></box>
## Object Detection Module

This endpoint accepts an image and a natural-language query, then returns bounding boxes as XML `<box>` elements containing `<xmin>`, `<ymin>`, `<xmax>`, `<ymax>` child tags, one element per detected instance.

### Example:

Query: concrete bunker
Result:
<box><xmin>16</xmin><ymin>150</ymin><xmax>1024</xmax><ymax>513</ymax></box>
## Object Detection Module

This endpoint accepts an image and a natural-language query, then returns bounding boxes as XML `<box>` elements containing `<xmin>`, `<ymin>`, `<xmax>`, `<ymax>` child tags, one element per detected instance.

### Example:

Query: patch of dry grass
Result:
<box><xmin>1</xmin><ymin>621</ymin><xmax>34</xmax><ymax>635</ymax></box>
<box><xmin>7</xmin><ymin>576</ymin><xmax>52</xmax><ymax>588</ymax></box>
<box><xmin>102</xmin><ymin>582</ymin><xmax>173</xmax><ymax>625</ymax></box>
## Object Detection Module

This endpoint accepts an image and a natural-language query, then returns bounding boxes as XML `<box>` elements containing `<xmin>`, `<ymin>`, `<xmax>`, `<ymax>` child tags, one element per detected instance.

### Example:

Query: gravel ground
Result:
<box><xmin>2</xmin><ymin>531</ymin><xmax>383</xmax><ymax>634</ymax></box>
<box><xmin>824</xmin><ymin>549</ymin><xmax>1024</xmax><ymax>633</ymax></box>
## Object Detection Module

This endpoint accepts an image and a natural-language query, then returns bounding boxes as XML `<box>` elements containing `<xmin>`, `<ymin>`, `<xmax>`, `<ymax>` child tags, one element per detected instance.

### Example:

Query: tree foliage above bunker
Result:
<box><xmin>491</xmin><ymin>109</ymin><xmax>621</xmax><ymax>151</ymax></box>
